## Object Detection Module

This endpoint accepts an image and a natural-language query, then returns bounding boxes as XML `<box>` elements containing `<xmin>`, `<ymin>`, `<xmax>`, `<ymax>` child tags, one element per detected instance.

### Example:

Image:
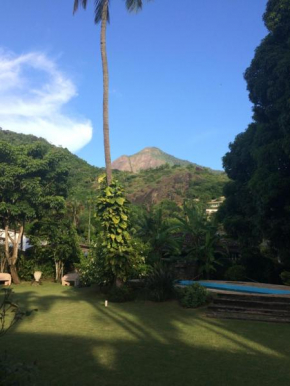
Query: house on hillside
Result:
<box><xmin>206</xmin><ymin>196</ymin><xmax>225</xmax><ymax>217</ymax></box>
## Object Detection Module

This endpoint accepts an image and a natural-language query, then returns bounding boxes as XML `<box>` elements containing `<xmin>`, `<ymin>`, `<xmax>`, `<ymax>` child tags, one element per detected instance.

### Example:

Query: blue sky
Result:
<box><xmin>0</xmin><ymin>0</ymin><xmax>268</xmax><ymax>170</ymax></box>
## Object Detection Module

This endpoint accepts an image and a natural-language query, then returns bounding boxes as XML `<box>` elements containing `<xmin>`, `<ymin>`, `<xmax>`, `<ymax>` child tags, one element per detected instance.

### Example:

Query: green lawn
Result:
<box><xmin>1</xmin><ymin>283</ymin><xmax>290</xmax><ymax>386</ymax></box>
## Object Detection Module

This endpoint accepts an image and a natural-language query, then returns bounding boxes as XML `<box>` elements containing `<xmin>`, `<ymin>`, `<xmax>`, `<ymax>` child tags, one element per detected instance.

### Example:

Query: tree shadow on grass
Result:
<box><xmin>2</xmin><ymin>329</ymin><xmax>290</xmax><ymax>386</ymax></box>
<box><xmin>1</xmin><ymin>284</ymin><xmax>290</xmax><ymax>386</ymax></box>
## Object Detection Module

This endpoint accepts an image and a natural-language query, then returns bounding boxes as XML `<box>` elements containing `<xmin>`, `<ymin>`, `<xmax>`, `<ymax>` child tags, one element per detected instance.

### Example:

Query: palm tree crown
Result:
<box><xmin>73</xmin><ymin>0</ymin><xmax>146</xmax><ymax>24</ymax></box>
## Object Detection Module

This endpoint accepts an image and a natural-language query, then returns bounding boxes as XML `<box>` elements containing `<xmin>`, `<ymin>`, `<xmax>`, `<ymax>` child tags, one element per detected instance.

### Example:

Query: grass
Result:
<box><xmin>1</xmin><ymin>282</ymin><xmax>290</xmax><ymax>386</ymax></box>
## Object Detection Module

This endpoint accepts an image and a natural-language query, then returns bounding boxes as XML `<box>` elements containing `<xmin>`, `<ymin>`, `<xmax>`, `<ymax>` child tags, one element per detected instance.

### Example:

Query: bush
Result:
<box><xmin>145</xmin><ymin>265</ymin><xmax>175</xmax><ymax>302</ymax></box>
<box><xmin>224</xmin><ymin>265</ymin><xmax>246</xmax><ymax>281</ymax></box>
<box><xmin>280</xmin><ymin>271</ymin><xmax>290</xmax><ymax>286</ymax></box>
<box><xmin>107</xmin><ymin>285</ymin><xmax>135</xmax><ymax>303</ymax></box>
<box><xmin>0</xmin><ymin>352</ymin><xmax>37</xmax><ymax>386</ymax></box>
<box><xmin>17</xmin><ymin>255</ymin><xmax>54</xmax><ymax>281</ymax></box>
<box><xmin>177</xmin><ymin>283</ymin><xmax>209</xmax><ymax>308</ymax></box>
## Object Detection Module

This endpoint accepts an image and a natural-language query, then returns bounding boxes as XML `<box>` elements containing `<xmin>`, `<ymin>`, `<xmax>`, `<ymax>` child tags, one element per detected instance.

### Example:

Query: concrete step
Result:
<box><xmin>207</xmin><ymin>310</ymin><xmax>290</xmax><ymax>323</ymax></box>
<box><xmin>213</xmin><ymin>298</ymin><xmax>290</xmax><ymax>311</ymax></box>
<box><xmin>216</xmin><ymin>292</ymin><xmax>290</xmax><ymax>304</ymax></box>
<box><xmin>208</xmin><ymin>304</ymin><xmax>290</xmax><ymax>317</ymax></box>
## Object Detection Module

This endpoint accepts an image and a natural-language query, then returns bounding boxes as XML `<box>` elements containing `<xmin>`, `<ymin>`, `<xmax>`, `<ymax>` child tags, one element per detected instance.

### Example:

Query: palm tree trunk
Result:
<box><xmin>100</xmin><ymin>0</ymin><xmax>112</xmax><ymax>186</ymax></box>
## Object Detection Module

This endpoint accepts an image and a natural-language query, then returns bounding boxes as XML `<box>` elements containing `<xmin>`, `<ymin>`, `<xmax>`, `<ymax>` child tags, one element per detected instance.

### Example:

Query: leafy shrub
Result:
<box><xmin>224</xmin><ymin>265</ymin><xmax>246</xmax><ymax>281</ymax></box>
<box><xmin>145</xmin><ymin>265</ymin><xmax>175</xmax><ymax>302</ymax></box>
<box><xmin>280</xmin><ymin>271</ymin><xmax>290</xmax><ymax>286</ymax></box>
<box><xmin>17</xmin><ymin>255</ymin><xmax>54</xmax><ymax>281</ymax></box>
<box><xmin>0</xmin><ymin>352</ymin><xmax>37</xmax><ymax>386</ymax></box>
<box><xmin>177</xmin><ymin>283</ymin><xmax>209</xmax><ymax>308</ymax></box>
<box><xmin>107</xmin><ymin>285</ymin><xmax>135</xmax><ymax>303</ymax></box>
<box><xmin>77</xmin><ymin>238</ymin><xmax>149</xmax><ymax>287</ymax></box>
<box><xmin>17</xmin><ymin>256</ymin><xmax>35</xmax><ymax>281</ymax></box>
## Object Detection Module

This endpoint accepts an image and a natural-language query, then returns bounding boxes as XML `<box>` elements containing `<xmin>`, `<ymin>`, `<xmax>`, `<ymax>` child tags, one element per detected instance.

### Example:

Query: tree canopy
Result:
<box><xmin>220</xmin><ymin>0</ymin><xmax>290</xmax><ymax>266</ymax></box>
<box><xmin>0</xmin><ymin>140</ymin><xmax>70</xmax><ymax>282</ymax></box>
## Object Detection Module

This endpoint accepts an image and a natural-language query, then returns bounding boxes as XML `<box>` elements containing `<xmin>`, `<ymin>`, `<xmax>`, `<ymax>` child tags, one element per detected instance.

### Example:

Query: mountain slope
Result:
<box><xmin>112</xmin><ymin>147</ymin><xmax>195</xmax><ymax>173</ymax></box>
<box><xmin>121</xmin><ymin>164</ymin><xmax>228</xmax><ymax>205</ymax></box>
<box><xmin>0</xmin><ymin>129</ymin><xmax>103</xmax><ymax>201</ymax></box>
<box><xmin>0</xmin><ymin>130</ymin><xmax>228</xmax><ymax>206</ymax></box>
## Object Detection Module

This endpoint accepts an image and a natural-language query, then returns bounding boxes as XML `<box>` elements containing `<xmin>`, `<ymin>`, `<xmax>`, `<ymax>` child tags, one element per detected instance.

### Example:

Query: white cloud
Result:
<box><xmin>0</xmin><ymin>50</ymin><xmax>93</xmax><ymax>152</ymax></box>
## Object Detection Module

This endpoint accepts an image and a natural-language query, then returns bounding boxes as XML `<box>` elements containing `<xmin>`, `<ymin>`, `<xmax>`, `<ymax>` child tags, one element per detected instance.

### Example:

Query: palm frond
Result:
<box><xmin>126</xmin><ymin>0</ymin><xmax>143</xmax><ymax>12</ymax></box>
<box><xmin>94</xmin><ymin>0</ymin><xmax>110</xmax><ymax>23</ymax></box>
<box><xmin>73</xmin><ymin>0</ymin><xmax>88</xmax><ymax>14</ymax></box>
<box><xmin>73</xmin><ymin>0</ymin><xmax>110</xmax><ymax>24</ymax></box>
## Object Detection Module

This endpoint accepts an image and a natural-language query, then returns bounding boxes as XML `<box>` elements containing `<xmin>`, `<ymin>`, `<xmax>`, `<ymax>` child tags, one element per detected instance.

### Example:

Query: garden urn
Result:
<box><xmin>34</xmin><ymin>271</ymin><xmax>42</xmax><ymax>282</ymax></box>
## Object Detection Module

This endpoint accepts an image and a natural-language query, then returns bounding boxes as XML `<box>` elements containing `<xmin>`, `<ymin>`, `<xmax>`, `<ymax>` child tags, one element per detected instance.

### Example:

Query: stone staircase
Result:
<box><xmin>207</xmin><ymin>292</ymin><xmax>290</xmax><ymax>323</ymax></box>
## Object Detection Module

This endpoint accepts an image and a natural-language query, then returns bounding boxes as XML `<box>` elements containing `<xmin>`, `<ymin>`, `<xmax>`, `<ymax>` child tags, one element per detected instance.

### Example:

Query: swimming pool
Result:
<box><xmin>178</xmin><ymin>280</ymin><xmax>290</xmax><ymax>295</ymax></box>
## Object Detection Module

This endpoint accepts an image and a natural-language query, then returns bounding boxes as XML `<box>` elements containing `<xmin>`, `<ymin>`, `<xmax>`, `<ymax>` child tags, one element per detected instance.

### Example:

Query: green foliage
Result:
<box><xmin>0</xmin><ymin>351</ymin><xmax>37</xmax><ymax>386</ymax></box>
<box><xmin>17</xmin><ymin>254</ymin><xmax>54</xmax><ymax>281</ymax></box>
<box><xmin>94</xmin><ymin>176</ymin><xmax>147</xmax><ymax>283</ymax></box>
<box><xmin>120</xmin><ymin>165</ymin><xmax>228</xmax><ymax>206</ymax></box>
<box><xmin>0</xmin><ymin>289</ymin><xmax>37</xmax><ymax>338</ymax></box>
<box><xmin>135</xmin><ymin>208</ymin><xmax>180</xmax><ymax>263</ymax></box>
<box><xmin>0</xmin><ymin>350</ymin><xmax>38</xmax><ymax>386</ymax></box>
<box><xmin>224</xmin><ymin>265</ymin><xmax>246</xmax><ymax>281</ymax></box>
<box><xmin>29</xmin><ymin>215</ymin><xmax>81</xmax><ymax>281</ymax></box>
<box><xmin>96</xmin><ymin>175</ymin><xmax>131</xmax><ymax>251</ymax></box>
<box><xmin>0</xmin><ymin>137</ymin><xmax>71</xmax><ymax>282</ymax></box>
<box><xmin>240</xmin><ymin>247</ymin><xmax>282</xmax><ymax>283</ymax></box>
<box><xmin>280</xmin><ymin>271</ymin><xmax>290</xmax><ymax>286</ymax></box>
<box><xmin>80</xmin><ymin>234</ymin><xmax>148</xmax><ymax>287</ymax></box>
<box><xmin>107</xmin><ymin>285</ymin><xmax>135</xmax><ymax>303</ymax></box>
<box><xmin>177</xmin><ymin>283</ymin><xmax>209</xmax><ymax>308</ymax></box>
<box><xmin>0</xmin><ymin>288</ymin><xmax>37</xmax><ymax>385</ymax></box>
<box><xmin>221</xmin><ymin>0</ymin><xmax>290</xmax><ymax>269</ymax></box>
<box><xmin>0</xmin><ymin>130</ymin><xmax>228</xmax><ymax>245</ymax></box>
<box><xmin>264</xmin><ymin>0</ymin><xmax>290</xmax><ymax>32</ymax></box>
<box><xmin>145</xmin><ymin>264</ymin><xmax>175</xmax><ymax>302</ymax></box>
<box><xmin>176</xmin><ymin>203</ymin><xmax>224</xmax><ymax>279</ymax></box>
<box><xmin>77</xmin><ymin>244</ymin><xmax>115</xmax><ymax>287</ymax></box>
<box><xmin>0</xmin><ymin>140</ymin><xmax>69</xmax><ymax>226</ymax></box>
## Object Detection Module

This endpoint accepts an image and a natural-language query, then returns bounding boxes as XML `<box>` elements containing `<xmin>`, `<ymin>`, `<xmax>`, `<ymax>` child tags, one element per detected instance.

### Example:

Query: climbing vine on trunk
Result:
<box><xmin>95</xmin><ymin>175</ymin><xmax>145</xmax><ymax>285</ymax></box>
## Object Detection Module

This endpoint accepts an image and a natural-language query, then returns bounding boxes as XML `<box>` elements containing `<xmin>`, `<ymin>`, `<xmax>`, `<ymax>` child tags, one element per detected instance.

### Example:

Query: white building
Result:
<box><xmin>0</xmin><ymin>229</ymin><xmax>31</xmax><ymax>251</ymax></box>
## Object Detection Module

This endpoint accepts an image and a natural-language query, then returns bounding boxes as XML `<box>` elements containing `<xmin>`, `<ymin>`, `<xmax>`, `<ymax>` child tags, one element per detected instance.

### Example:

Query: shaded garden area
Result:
<box><xmin>1</xmin><ymin>283</ymin><xmax>290</xmax><ymax>386</ymax></box>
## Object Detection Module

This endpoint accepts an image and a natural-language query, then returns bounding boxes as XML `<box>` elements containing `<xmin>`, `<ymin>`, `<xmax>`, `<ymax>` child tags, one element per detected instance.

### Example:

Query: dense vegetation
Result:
<box><xmin>219</xmin><ymin>0</ymin><xmax>290</xmax><ymax>278</ymax></box>
<box><xmin>0</xmin><ymin>130</ymin><xmax>227</xmax><ymax>245</ymax></box>
<box><xmin>1</xmin><ymin>0</ymin><xmax>290</xmax><ymax>292</ymax></box>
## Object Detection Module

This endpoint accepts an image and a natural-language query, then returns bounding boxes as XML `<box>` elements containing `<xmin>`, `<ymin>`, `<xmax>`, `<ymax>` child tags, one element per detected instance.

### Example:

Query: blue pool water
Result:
<box><xmin>178</xmin><ymin>280</ymin><xmax>290</xmax><ymax>295</ymax></box>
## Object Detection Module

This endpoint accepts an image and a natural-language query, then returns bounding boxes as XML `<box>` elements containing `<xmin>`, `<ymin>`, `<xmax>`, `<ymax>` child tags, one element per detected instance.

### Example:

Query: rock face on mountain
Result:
<box><xmin>112</xmin><ymin>147</ymin><xmax>192</xmax><ymax>173</ymax></box>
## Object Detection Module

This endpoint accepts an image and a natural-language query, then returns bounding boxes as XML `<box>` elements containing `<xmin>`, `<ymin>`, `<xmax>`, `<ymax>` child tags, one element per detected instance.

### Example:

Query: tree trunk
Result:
<box><xmin>88</xmin><ymin>203</ymin><xmax>91</xmax><ymax>244</ymax></box>
<box><xmin>0</xmin><ymin>257</ymin><xmax>6</xmax><ymax>273</ymax></box>
<box><xmin>5</xmin><ymin>225</ymin><xmax>23</xmax><ymax>284</ymax></box>
<box><xmin>10</xmin><ymin>264</ymin><xmax>20</xmax><ymax>285</ymax></box>
<box><xmin>100</xmin><ymin>0</ymin><xmax>112</xmax><ymax>186</ymax></box>
<box><xmin>4</xmin><ymin>225</ymin><xmax>9</xmax><ymax>266</ymax></box>
<box><xmin>55</xmin><ymin>261</ymin><xmax>64</xmax><ymax>282</ymax></box>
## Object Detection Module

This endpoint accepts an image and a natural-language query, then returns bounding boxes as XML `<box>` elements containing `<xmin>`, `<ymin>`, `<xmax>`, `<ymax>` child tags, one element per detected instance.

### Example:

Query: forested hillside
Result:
<box><xmin>0</xmin><ymin>130</ymin><xmax>228</xmax><ymax>206</ymax></box>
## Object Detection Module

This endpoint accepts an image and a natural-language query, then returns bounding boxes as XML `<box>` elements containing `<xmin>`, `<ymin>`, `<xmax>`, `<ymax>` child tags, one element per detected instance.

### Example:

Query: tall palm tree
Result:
<box><xmin>73</xmin><ymin>0</ymin><xmax>150</xmax><ymax>185</ymax></box>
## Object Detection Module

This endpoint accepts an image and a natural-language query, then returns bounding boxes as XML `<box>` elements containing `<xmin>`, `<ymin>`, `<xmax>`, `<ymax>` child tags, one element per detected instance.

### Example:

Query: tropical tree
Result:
<box><xmin>29</xmin><ymin>214</ymin><xmax>81</xmax><ymax>282</ymax></box>
<box><xmin>176</xmin><ymin>203</ymin><xmax>223</xmax><ymax>279</ymax></box>
<box><xmin>66</xmin><ymin>199</ymin><xmax>84</xmax><ymax>228</ymax></box>
<box><xmin>220</xmin><ymin>0</ymin><xmax>290</xmax><ymax>268</ymax></box>
<box><xmin>0</xmin><ymin>141</ymin><xmax>69</xmax><ymax>283</ymax></box>
<box><xmin>93</xmin><ymin>175</ymin><xmax>147</xmax><ymax>286</ymax></box>
<box><xmin>73</xmin><ymin>0</ymin><xmax>152</xmax><ymax>185</ymax></box>
<box><xmin>135</xmin><ymin>208</ymin><xmax>180</xmax><ymax>263</ymax></box>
